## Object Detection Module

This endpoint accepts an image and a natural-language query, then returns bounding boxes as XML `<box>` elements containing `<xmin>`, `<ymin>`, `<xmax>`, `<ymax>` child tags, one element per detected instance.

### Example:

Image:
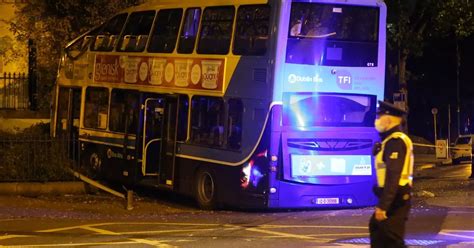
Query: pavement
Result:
<box><xmin>0</xmin><ymin>181</ymin><xmax>90</xmax><ymax>196</ymax></box>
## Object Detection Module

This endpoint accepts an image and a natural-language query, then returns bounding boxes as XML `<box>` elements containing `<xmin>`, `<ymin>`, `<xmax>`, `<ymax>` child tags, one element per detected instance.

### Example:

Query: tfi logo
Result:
<box><xmin>336</xmin><ymin>70</ymin><xmax>352</xmax><ymax>90</ymax></box>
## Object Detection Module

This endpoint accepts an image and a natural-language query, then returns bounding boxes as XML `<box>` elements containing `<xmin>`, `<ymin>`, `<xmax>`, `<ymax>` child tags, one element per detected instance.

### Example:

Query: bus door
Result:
<box><xmin>142</xmin><ymin>97</ymin><xmax>164</xmax><ymax>176</ymax></box>
<box><xmin>159</xmin><ymin>95</ymin><xmax>179</xmax><ymax>188</ymax></box>
<box><xmin>56</xmin><ymin>87</ymin><xmax>81</xmax><ymax>160</ymax></box>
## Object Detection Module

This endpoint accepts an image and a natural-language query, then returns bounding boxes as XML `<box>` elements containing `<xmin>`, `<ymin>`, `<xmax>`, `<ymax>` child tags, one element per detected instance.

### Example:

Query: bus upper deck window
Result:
<box><xmin>65</xmin><ymin>25</ymin><xmax>99</xmax><ymax>57</ymax></box>
<box><xmin>90</xmin><ymin>13</ymin><xmax>128</xmax><ymax>52</ymax></box>
<box><xmin>233</xmin><ymin>5</ymin><xmax>270</xmax><ymax>56</ymax></box>
<box><xmin>197</xmin><ymin>6</ymin><xmax>235</xmax><ymax>55</ymax></box>
<box><xmin>285</xmin><ymin>3</ymin><xmax>379</xmax><ymax>67</ymax></box>
<box><xmin>117</xmin><ymin>11</ymin><xmax>155</xmax><ymax>52</ymax></box>
<box><xmin>178</xmin><ymin>8</ymin><xmax>201</xmax><ymax>54</ymax></box>
<box><xmin>148</xmin><ymin>9</ymin><xmax>183</xmax><ymax>53</ymax></box>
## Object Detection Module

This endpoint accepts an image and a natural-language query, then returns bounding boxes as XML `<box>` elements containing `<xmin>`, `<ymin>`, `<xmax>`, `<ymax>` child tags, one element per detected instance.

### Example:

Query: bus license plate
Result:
<box><xmin>316</xmin><ymin>198</ymin><xmax>340</xmax><ymax>205</ymax></box>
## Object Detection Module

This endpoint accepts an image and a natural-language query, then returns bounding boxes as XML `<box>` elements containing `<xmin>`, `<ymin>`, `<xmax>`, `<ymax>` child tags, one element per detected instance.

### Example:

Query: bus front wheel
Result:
<box><xmin>80</xmin><ymin>147</ymin><xmax>103</xmax><ymax>179</ymax></box>
<box><xmin>195</xmin><ymin>168</ymin><xmax>217</xmax><ymax>210</ymax></box>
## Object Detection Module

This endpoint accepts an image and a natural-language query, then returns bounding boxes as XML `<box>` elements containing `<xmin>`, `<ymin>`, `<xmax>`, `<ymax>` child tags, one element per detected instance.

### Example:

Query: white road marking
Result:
<box><xmin>439</xmin><ymin>232</ymin><xmax>474</xmax><ymax>240</ymax></box>
<box><xmin>442</xmin><ymin>230</ymin><xmax>474</xmax><ymax>233</ymax></box>
<box><xmin>7</xmin><ymin>222</ymin><xmax>470</xmax><ymax>247</ymax></box>
<box><xmin>130</xmin><ymin>238</ymin><xmax>176</xmax><ymax>248</ymax></box>
<box><xmin>307</xmin><ymin>232</ymin><xmax>369</xmax><ymax>237</ymax></box>
<box><xmin>261</xmin><ymin>224</ymin><xmax>368</xmax><ymax>229</ymax></box>
<box><xmin>37</xmin><ymin>223</ymin><xmax>115</xmax><ymax>233</ymax></box>
<box><xmin>0</xmin><ymin>241</ymin><xmax>138</xmax><ymax>247</ymax></box>
<box><xmin>0</xmin><ymin>235</ymin><xmax>33</xmax><ymax>240</ymax></box>
<box><xmin>226</xmin><ymin>224</ymin><xmax>331</xmax><ymax>242</ymax></box>
<box><xmin>120</xmin><ymin>228</ymin><xmax>221</xmax><ymax>235</ymax></box>
<box><xmin>80</xmin><ymin>226</ymin><xmax>121</xmax><ymax>235</ymax></box>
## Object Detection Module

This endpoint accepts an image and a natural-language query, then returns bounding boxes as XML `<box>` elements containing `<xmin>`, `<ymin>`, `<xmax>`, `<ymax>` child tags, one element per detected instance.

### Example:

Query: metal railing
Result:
<box><xmin>0</xmin><ymin>72</ymin><xmax>29</xmax><ymax>109</ymax></box>
<box><xmin>0</xmin><ymin>133</ymin><xmax>77</xmax><ymax>182</ymax></box>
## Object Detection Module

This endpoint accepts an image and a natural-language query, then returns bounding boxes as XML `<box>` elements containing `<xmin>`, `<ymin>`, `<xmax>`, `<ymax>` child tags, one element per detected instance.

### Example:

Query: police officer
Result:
<box><xmin>369</xmin><ymin>101</ymin><xmax>414</xmax><ymax>248</ymax></box>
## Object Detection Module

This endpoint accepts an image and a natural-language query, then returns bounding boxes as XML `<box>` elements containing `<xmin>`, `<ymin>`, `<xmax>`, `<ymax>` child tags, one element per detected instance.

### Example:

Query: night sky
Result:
<box><xmin>407</xmin><ymin>35</ymin><xmax>474</xmax><ymax>142</ymax></box>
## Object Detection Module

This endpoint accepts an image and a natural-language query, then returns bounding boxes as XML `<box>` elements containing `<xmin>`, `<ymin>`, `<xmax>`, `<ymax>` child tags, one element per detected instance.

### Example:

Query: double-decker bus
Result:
<box><xmin>53</xmin><ymin>0</ymin><xmax>386</xmax><ymax>209</ymax></box>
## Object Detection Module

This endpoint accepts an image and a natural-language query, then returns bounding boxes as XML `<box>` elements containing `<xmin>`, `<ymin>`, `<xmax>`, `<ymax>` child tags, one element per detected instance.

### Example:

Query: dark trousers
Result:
<box><xmin>369</xmin><ymin>200</ymin><xmax>411</xmax><ymax>248</ymax></box>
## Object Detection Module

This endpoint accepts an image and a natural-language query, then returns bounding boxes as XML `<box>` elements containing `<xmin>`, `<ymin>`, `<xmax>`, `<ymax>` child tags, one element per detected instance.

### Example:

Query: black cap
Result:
<box><xmin>376</xmin><ymin>100</ymin><xmax>408</xmax><ymax>117</ymax></box>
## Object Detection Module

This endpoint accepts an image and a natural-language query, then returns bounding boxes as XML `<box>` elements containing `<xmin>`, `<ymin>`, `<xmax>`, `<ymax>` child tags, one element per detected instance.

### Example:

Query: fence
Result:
<box><xmin>0</xmin><ymin>72</ymin><xmax>29</xmax><ymax>109</ymax></box>
<box><xmin>0</xmin><ymin>132</ymin><xmax>77</xmax><ymax>182</ymax></box>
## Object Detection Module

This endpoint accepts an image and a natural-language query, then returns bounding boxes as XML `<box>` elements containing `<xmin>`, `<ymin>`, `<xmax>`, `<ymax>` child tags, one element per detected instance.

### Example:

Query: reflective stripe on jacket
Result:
<box><xmin>375</xmin><ymin>132</ymin><xmax>414</xmax><ymax>187</ymax></box>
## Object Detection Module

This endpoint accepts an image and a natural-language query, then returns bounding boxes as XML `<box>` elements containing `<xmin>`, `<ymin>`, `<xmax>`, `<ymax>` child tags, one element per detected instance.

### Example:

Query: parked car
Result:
<box><xmin>451</xmin><ymin>135</ymin><xmax>474</xmax><ymax>164</ymax></box>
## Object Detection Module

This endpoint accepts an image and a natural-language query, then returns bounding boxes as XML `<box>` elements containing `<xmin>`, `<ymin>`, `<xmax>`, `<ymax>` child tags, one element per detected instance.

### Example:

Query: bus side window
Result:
<box><xmin>117</xmin><ymin>11</ymin><xmax>155</xmax><ymax>52</ymax></box>
<box><xmin>233</xmin><ymin>5</ymin><xmax>270</xmax><ymax>56</ymax></box>
<box><xmin>227</xmin><ymin>99</ymin><xmax>243</xmax><ymax>150</ymax></box>
<box><xmin>197</xmin><ymin>6</ymin><xmax>235</xmax><ymax>55</ymax></box>
<box><xmin>84</xmin><ymin>87</ymin><xmax>109</xmax><ymax>130</ymax></box>
<box><xmin>109</xmin><ymin>89</ymin><xmax>139</xmax><ymax>134</ymax></box>
<box><xmin>177</xmin><ymin>8</ymin><xmax>201</xmax><ymax>54</ymax></box>
<box><xmin>90</xmin><ymin>13</ymin><xmax>128</xmax><ymax>52</ymax></box>
<box><xmin>177</xmin><ymin>95</ymin><xmax>189</xmax><ymax>142</ymax></box>
<box><xmin>191</xmin><ymin>96</ymin><xmax>225</xmax><ymax>147</ymax></box>
<box><xmin>148</xmin><ymin>9</ymin><xmax>183</xmax><ymax>53</ymax></box>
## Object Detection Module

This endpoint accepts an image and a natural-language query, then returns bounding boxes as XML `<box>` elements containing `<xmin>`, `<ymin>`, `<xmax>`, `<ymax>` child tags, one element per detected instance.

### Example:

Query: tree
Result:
<box><xmin>433</xmin><ymin>0</ymin><xmax>474</xmax><ymax>136</ymax></box>
<box><xmin>0</xmin><ymin>35</ymin><xmax>13</xmax><ymax>56</ymax></box>
<box><xmin>385</xmin><ymin>0</ymin><xmax>435</xmax><ymax>97</ymax></box>
<box><xmin>8</xmin><ymin>0</ymin><xmax>140</xmax><ymax>109</ymax></box>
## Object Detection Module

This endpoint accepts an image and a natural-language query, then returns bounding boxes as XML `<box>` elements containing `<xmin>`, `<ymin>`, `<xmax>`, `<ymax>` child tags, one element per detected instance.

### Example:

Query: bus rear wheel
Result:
<box><xmin>195</xmin><ymin>168</ymin><xmax>217</xmax><ymax>210</ymax></box>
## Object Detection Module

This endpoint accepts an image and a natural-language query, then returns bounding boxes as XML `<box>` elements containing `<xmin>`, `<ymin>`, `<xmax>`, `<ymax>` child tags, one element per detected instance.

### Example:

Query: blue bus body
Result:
<box><xmin>235</xmin><ymin>0</ymin><xmax>386</xmax><ymax>208</ymax></box>
<box><xmin>55</xmin><ymin>0</ymin><xmax>386</xmax><ymax>209</ymax></box>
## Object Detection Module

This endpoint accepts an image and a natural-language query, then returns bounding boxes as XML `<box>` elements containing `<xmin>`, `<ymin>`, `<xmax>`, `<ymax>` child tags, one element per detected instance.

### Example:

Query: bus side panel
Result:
<box><xmin>173</xmin><ymin>105</ymin><xmax>274</xmax><ymax>209</ymax></box>
<box><xmin>173</xmin><ymin>157</ymin><xmax>268</xmax><ymax>209</ymax></box>
<box><xmin>80</xmin><ymin>139</ymin><xmax>141</xmax><ymax>185</ymax></box>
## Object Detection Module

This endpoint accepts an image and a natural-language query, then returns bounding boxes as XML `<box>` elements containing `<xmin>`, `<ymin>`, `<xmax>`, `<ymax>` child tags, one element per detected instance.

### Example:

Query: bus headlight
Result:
<box><xmin>241</xmin><ymin>150</ymin><xmax>268</xmax><ymax>189</ymax></box>
<box><xmin>240</xmin><ymin>159</ymin><xmax>264</xmax><ymax>189</ymax></box>
<box><xmin>240</xmin><ymin>160</ymin><xmax>253</xmax><ymax>188</ymax></box>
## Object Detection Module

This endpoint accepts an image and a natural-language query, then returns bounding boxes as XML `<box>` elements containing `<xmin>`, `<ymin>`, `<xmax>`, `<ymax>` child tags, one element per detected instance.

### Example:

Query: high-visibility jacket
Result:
<box><xmin>375</xmin><ymin>131</ymin><xmax>414</xmax><ymax>187</ymax></box>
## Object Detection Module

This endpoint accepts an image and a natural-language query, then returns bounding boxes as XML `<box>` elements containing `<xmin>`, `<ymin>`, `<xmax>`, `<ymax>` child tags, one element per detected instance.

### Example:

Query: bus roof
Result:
<box><xmin>124</xmin><ymin>0</ymin><xmax>269</xmax><ymax>12</ymax></box>
<box><xmin>122</xmin><ymin>0</ymin><xmax>385</xmax><ymax>13</ymax></box>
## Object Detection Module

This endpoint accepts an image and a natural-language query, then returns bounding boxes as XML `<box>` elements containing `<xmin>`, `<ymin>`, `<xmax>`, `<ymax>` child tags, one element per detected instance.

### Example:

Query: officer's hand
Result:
<box><xmin>372</xmin><ymin>142</ymin><xmax>381</xmax><ymax>155</ymax></box>
<box><xmin>374</xmin><ymin>207</ymin><xmax>388</xmax><ymax>221</ymax></box>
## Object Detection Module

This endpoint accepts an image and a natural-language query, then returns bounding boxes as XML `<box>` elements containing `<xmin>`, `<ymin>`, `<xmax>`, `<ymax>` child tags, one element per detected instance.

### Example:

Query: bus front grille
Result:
<box><xmin>287</xmin><ymin>138</ymin><xmax>373</xmax><ymax>151</ymax></box>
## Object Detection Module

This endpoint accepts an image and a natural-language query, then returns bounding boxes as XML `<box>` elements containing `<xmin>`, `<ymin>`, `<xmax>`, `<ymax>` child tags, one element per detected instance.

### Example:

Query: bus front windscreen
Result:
<box><xmin>283</xmin><ymin>93</ymin><xmax>376</xmax><ymax>127</ymax></box>
<box><xmin>286</xmin><ymin>3</ymin><xmax>379</xmax><ymax>67</ymax></box>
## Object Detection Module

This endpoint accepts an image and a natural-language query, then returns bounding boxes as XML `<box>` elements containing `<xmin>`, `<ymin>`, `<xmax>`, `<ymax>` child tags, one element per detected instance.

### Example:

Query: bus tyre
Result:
<box><xmin>195</xmin><ymin>168</ymin><xmax>217</xmax><ymax>210</ymax></box>
<box><xmin>81</xmin><ymin>149</ymin><xmax>102</xmax><ymax>179</ymax></box>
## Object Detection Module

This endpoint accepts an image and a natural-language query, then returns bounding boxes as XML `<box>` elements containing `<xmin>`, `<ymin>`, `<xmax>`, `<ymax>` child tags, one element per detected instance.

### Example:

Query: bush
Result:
<box><xmin>0</xmin><ymin>123</ymin><xmax>74</xmax><ymax>182</ymax></box>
